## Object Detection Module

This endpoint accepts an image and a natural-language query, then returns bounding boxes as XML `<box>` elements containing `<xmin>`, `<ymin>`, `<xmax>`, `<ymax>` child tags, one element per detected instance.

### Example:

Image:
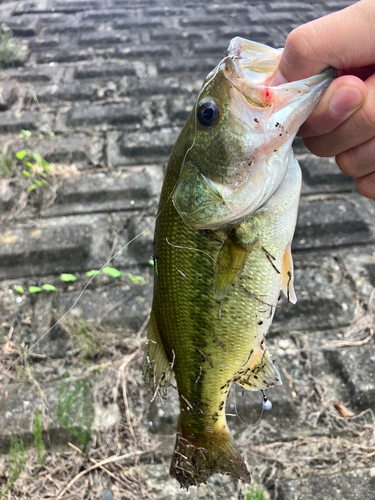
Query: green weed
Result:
<box><xmin>0</xmin><ymin>436</ymin><xmax>28</xmax><ymax>498</ymax></box>
<box><xmin>0</xmin><ymin>28</ymin><xmax>28</xmax><ymax>68</ymax></box>
<box><xmin>64</xmin><ymin>317</ymin><xmax>100</xmax><ymax>358</ymax></box>
<box><xmin>33</xmin><ymin>410</ymin><xmax>44</xmax><ymax>465</ymax></box>
<box><xmin>244</xmin><ymin>485</ymin><xmax>266</xmax><ymax>500</ymax></box>
<box><xmin>102</xmin><ymin>266</ymin><xmax>122</xmax><ymax>278</ymax></box>
<box><xmin>60</xmin><ymin>273</ymin><xmax>77</xmax><ymax>282</ymax></box>
<box><xmin>127</xmin><ymin>273</ymin><xmax>145</xmax><ymax>284</ymax></box>
<box><xmin>57</xmin><ymin>375</ymin><xmax>94</xmax><ymax>452</ymax></box>
<box><xmin>0</xmin><ymin>152</ymin><xmax>14</xmax><ymax>176</ymax></box>
<box><xmin>0</xmin><ymin>30</ymin><xmax>14</xmax><ymax>67</ymax></box>
<box><xmin>15</xmin><ymin>266</ymin><xmax>126</xmax><ymax>297</ymax></box>
<box><xmin>16</xmin><ymin>148</ymin><xmax>51</xmax><ymax>191</ymax></box>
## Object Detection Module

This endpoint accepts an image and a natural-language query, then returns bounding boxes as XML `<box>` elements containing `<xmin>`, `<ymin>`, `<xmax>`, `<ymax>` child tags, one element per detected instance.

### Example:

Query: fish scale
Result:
<box><xmin>144</xmin><ymin>37</ymin><xmax>335</xmax><ymax>488</ymax></box>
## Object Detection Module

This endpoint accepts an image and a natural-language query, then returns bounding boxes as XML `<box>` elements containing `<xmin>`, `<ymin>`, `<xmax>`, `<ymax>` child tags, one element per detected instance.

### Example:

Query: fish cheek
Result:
<box><xmin>173</xmin><ymin>162</ymin><xmax>226</xmax><ymax>226</ymax></box>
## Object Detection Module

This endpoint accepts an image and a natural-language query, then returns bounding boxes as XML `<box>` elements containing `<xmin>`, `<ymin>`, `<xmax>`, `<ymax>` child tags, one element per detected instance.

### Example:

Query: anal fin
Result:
<box><xmin>280</xmin><ymin>242</ymin><xmax>297</xmax><ymax>304</ymax></box>
<box><xmin>144</xmin><ymin>308</ymin><xmax>173</xmax><ymax>398</ymax></box>
<box><xmin>213</xmin><ymin>238</ymin><xmax>253</xmax><ymax>300</ymax></box>
<box><xmin>237</xmin><ymin>344</ymin><xmax>282</xmax><ymax>391</ymax></box>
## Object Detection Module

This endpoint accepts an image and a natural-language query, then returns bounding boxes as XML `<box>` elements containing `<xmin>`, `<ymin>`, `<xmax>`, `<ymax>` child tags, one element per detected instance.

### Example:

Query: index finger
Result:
<box><xmin>278</xmin><ymin>0</ymin><xmax>375</xmax><ymax>82</ymax></box>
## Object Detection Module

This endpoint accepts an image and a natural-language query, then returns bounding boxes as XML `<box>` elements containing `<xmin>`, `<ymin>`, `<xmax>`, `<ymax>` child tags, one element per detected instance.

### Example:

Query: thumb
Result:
<box><xmin>278</xmin><ymin>0</ymin><xmax>375</xmax><ymax>82</ymax></box>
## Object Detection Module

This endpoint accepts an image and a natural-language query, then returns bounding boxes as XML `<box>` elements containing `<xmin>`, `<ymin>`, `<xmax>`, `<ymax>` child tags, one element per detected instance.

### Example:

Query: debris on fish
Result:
<box><xmin>144</xmin><ymin>37</ymin><xmax>335</xmax><ymax>489</ymax></box>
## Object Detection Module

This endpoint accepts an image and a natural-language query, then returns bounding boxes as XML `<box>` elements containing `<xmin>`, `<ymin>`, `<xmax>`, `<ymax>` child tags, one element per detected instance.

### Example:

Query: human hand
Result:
<box><xmin>273</xmin><ymin>0</ymin><xmax>375</xmax><ymax>197</ymax></box>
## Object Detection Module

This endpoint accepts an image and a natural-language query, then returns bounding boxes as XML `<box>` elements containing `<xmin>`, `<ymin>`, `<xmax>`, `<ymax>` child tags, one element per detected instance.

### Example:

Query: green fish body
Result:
<box><xmin>144</xmin><ymin>38</ymin><xmax>335</xmax><ymax>488</ymax></box>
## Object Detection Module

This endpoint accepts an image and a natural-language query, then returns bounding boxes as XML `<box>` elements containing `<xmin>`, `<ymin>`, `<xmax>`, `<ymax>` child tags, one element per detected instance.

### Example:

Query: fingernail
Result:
<box><xmin>329</xmin><ymin>86</ymin><xmax>364</xmax><ymax>116</ymax></box>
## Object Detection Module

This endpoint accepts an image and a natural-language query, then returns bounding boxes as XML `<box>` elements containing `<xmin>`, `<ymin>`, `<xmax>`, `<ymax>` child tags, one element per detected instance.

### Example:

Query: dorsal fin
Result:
<box><xmin>144</xmin><ymin>309</ymin><xmax>173</xmax><ymax>398</ymax></box>
<box><xmin>280</xmin><ymin>242</ymin><xmax>297</xmax><ymax>304</ymax></box>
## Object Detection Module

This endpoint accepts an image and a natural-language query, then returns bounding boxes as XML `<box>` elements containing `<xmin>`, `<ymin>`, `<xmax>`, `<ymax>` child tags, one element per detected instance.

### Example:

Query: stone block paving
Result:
<box><xmin>1</xmin><ymin>0</ymin><xmax>374</xmax><ymax>499</ymax></box>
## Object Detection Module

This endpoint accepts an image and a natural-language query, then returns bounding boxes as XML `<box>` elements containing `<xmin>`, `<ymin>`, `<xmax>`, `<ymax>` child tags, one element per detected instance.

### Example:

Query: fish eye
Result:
<box><xmin>197</xmin><ymin>100</ymin><xmax>220</xmax><ymax>127</ymax></box>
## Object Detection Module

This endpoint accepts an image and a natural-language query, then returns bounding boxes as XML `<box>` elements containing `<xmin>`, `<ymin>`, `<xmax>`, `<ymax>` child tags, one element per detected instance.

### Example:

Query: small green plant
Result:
<box><xmin>19</xmin><ymin>129</ymin><xmax>32</xmax><ymax>140</ymax></box>
<box><xmin>15</xmin><ymin>284</ymin><xmax>56</xmax><ymax>294</ymax></box>
<box><xmin>58</xmin><ymin>375</ymin><xmax>94</xmax><ymax>452</ymax></box>
<box><xmin>0</xmin><ymin>30</ymin><xmax>14</xmax><ymax>67</ymax></box>
<box><xmin>42</xmin><ymin>284</ymin><xmax>56</xmax><ymax>291</ymax></box>
<box><xmin>16</xmin><ymin>149</ymin><xmax>51</xmax><ymax>191</ymax></box>
<box><xmin>33</xmin><ymin>410</ymin><xmax>44</xmax><ymax>465</ymax></box>
<box><xmin>85</xmin><ymin>267</ymin><xmax>124</xmax><ymax>278</ymax></box>
<box><xmin>244</xmin><ymin>485</ymin><xmax>266</xmax><ymax>500</ymax></box>
<box><xmin>15</xmin><ymin>267</ymin><xmax>126</xmax><ymax>296</ymax></box>
<box><xmin>102</xmin><ymin>266</ymin><xmax>122</xmax><ymax>278</ymax></box>
<box><xmin>0</xmin><ymin>29</ymin><xmax>27</xmax><ymax>68</ymax></box>
<box><xmin>86</xmin><ymin>269</ymin><xmax>101</xmax><ymax>276</ymax></box>
<box><xmin>0</xmin><ymin>436</ymin><xmax>28</xmax><ymax>498</ymax></box>
<box><xmin>127</xmin><ymin>273</ymin><xmax>145</xmax><ymax>284</ymax></box>
<box><xmin>1</xmin><ymin>129</ymin><xmax>56</xmax><ymax>186</ymax></box>
<box><xmin>60</xmin><ymin>273</ymin><xmax>77</xmax><ymax>282</ymax></box>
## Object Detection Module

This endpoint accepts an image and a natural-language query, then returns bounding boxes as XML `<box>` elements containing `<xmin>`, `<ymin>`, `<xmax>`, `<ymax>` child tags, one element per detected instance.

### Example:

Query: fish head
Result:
<box><xmin>172</xmin><ymin>37</ymin><xmax>335</xmax><ymax>229</ymax></box>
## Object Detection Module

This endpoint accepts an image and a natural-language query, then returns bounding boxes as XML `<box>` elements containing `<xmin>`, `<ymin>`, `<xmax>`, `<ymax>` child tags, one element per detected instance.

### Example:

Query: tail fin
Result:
<box><xmin>170</xmin><ymin>422</ymin><xmax>251</xmax><ymax>488</ymax></box>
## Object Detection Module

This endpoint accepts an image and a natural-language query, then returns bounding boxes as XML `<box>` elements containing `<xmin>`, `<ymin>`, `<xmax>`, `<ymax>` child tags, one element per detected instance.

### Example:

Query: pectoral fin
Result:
<box><xmin>213</xmin><ymin>238</ymin><xmax>253</xmax><ymax>300</ymax></box>
<box><xmin>280</xmin><ymin>243</ymin><xmax>297</xmax><ymax>304</ymax></box>
<box><xmin>237</xmin><ymin>344</ymin><xmax>282</xmax><ymax>391</ymax></box>
<box><xmin>144</xmin><ymin>308</ymin><xmax>173</xmax><ymax>398</ymax></box>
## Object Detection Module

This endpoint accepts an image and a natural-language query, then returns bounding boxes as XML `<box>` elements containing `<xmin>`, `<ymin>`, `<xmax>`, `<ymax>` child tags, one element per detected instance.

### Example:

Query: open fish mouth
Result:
<box><xmin>224</xmin><ymin>36</ymin><xmax>336</xmax><ymax>101</ymax></box>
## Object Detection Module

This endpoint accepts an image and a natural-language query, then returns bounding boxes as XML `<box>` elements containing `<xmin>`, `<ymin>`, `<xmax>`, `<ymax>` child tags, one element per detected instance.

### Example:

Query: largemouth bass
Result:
<box><xmin>144</xmin><ymin>37</ymin><xmax>334</xmax><ymax>488</ymax></box>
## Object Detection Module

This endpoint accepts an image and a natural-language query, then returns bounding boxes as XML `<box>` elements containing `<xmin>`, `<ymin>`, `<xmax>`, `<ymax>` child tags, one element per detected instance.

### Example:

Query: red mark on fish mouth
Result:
<box><xmin>261</xmin><ymin>87</ymin><xmax>273</xmax><ymax>106</ymax></box>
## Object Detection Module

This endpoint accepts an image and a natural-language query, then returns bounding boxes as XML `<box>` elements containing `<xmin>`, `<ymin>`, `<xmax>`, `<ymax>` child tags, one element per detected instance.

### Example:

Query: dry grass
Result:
<box><xmin>1</xmin><ymin>293</ymin><xmax>375</xmax><ymax>499</ymax></box>
<box><xmin>0</xmin><ymin>312</ymin><xmax>158</xmax><ymax>499</ymax></box>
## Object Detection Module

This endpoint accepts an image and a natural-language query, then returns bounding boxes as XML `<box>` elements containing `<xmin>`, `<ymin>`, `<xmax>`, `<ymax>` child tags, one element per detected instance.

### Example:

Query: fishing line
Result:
<box><xmin>165</xmin><ymin>238</ymin><xmax>217</xmax><ymax>263</ymax></box>
<box><xmin>233</xmin><ymin>384</ymin><xmax>246</xmax><ymax>425</ymax></box>
<box><xmin>7</xmin><ymin>54</ymin><xmax>233</xmax><ymax>372</ymax></box>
